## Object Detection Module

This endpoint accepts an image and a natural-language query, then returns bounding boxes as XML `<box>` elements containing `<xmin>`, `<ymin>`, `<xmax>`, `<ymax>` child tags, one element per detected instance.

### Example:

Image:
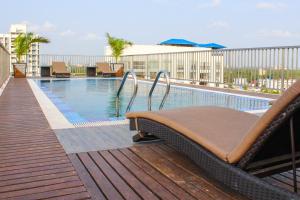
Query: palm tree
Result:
<box><xmin>14</xmin><ymin>32</ymin><xmax>50</xmax><ymax>63</ymax></box>
<box><xmin>106</xmin><ymin>33</ymin><xmax>132</xmax><ymax>62</ymax></box>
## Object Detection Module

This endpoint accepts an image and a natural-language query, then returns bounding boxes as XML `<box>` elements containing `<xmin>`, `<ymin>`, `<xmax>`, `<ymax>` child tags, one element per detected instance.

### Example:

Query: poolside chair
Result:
<box><xmin>96</xmin><ymin>62</ymin><xmax>124</xmax><ymax>77</ymax></box>
<box><xmin>52</xmin><ymin>61</ymin><xmax>71</xmax><ymax>78</ymax></box>
<box><xmin>126</xmin><ymin>80</ymin><xmax>300</xmax><ymax>200</ymax></box>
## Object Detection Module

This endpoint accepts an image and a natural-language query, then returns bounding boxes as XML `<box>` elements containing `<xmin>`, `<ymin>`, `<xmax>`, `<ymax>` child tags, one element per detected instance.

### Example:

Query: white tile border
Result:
<box><xmin>27</xmin><ymin>79</ymin><xmax>75</xmax><ymax>129</ymax></box>
<box><xmin>73</xmin><ymin>120</ymin><xmax>129</xmax><ymax>128</ymax></box>
<box><xmin>0</xmin><ymin>76</ymin><xmax>11</xmax><ymax>96</ymax></box>
<box><xmin>245</xmin><ymin>109</ymin><xmax>268</xmax><ymax>114</ymax></box>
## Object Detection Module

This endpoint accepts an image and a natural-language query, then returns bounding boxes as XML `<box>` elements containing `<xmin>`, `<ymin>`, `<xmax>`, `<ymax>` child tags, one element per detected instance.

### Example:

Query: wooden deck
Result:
<box><xmin>0</xmin><ymin>79</ymin><xmax>90</xmax><ymax>199</ymax></box>
<box><xmin>264</xmin><ymin>170</ymin><xmax>300</xmax><ymax>193</ymax></box>
<box><xmin>1</xmin><ymin>78</ymin><xmax>297</xmax><ymax>200</ymax></box>
<box><xmin>0</xmin><ymin>78</ymin><xmax>245</xmax><ymax>200</ymax></box>
<box><xmin>69</xmin><ymin>143</ymin><xmax>245</xmax><ymax>200</ymax></box>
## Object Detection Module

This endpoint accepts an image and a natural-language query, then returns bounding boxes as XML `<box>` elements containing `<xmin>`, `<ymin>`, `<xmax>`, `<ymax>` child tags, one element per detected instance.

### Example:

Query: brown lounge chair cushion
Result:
<box><xmin>127</xmin><ymin>80</ymin><xmax>300</xmax><ymax>163</ymax></box>
<box><xmin>127</xmin><ymin>107</ymin><xmax>259</xmax><ymax>163</ymax></box>
<box><xmin>52</xmin><ymin>62</ymin><xmax>70</xmax><ymax>74</ymax></box>
<box><xmin>96</xmin><ymin>63</ymin><xmax>112</xmax><ymax>74</ymax></box>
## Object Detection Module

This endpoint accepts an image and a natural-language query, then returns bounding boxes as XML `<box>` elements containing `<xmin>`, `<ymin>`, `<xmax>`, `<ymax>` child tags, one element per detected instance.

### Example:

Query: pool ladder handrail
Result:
<box><xmin>148</xmin><ymin>70</ymin><xmax>171</xmax><ymax>111</ymax></box>
<box><xmin>115</xmin><ymin>69</ymin><xmax>138</xmax><ymax>117</ymax></box>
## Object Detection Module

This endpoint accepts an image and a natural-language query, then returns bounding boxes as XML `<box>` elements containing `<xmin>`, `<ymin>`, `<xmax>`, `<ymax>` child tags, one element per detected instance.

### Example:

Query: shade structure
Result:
<box><xmin>160</xmin><ymin>38</ymin><xmax>226</xmax><ymax>49</ymax></box>
<box><xmin>160</xmin><ymin>38</ymin><xmax>199</xmax><ymax>47</ymax></box>
<box><xmin>197</xmin><ymin>43</ymin><xmax>226</xmax><ymax>49</ymax></box>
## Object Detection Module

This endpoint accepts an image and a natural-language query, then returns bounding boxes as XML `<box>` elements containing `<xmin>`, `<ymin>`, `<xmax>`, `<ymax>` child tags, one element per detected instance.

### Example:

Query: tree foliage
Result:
<box><xmin>106</xmin><ymin>33</ymin><xmax>132</xmax><ymax>62</ymax></box>
<box><xmin>14</xmin><ymin>32</ymin><xmax>50</xmax><ymax>63</ymax></box>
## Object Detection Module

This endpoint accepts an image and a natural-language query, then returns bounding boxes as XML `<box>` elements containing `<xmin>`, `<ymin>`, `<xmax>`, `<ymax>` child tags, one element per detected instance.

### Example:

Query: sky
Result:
<box><xmin>1</xmin><ymin>0</ymin><xmax>299</xmax><ymax>55</ymax></box>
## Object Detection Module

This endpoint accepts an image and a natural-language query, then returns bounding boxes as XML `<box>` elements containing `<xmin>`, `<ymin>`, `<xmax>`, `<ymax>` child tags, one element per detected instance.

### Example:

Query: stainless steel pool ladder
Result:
<box><xmin>148</xmin><ymin>70</ymin><xmax>171</xmax><ymax>111</ymax></box>
<box><xmin>115</xmin><ymin>70</ymin><xmax>138</xmax><ymax>117</ymax></box>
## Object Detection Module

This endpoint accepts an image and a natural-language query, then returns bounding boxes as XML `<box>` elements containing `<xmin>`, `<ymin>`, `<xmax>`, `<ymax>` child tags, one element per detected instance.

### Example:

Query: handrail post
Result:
<box><xmin>148</xmin><ymin>70</ymin><xmax>171</xmax><ymax>111</ymax></box>
<box><xmin>115</xmin><ymin>69</ymin><xmax>138</xmax><ymax>117</ymax></box>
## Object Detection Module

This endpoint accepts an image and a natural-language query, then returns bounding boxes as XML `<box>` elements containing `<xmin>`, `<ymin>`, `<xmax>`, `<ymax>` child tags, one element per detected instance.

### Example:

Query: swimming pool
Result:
<box><xmin>35</xmin><ymin>78</ymin><xmax>272</xmax><ymax>124</ymax></box>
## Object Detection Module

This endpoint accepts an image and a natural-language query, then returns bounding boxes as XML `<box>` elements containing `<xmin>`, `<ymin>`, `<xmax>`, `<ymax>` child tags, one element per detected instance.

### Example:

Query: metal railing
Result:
<box><xmin>0</xmin><ymin>44</ymin><xmax>10</xmax><ymax>88</ymax></box>
<box><xmin>115</xmin><ymin>70</ymin><xmax>138</xmax><ymax>117</ymax></box>
<box><xmin>39</xmin><ymin>45</ymin><xmax>300</xmax><ymax>92</ymax></box>
<box><xmin>148</xmin><ymin>70</ymin><xmax>170</xmax><ymax>111</ymax></box>
<box><xmin>120</xmin><ymin>46</ymin><xmax>300</xmax><ymax>92</ymax></box>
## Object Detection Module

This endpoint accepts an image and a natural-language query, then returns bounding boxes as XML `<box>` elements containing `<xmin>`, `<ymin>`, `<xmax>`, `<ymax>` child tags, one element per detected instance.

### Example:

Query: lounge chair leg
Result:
<box><xmin>290</xmin><ymin>117</ymin><xmax>298</xmax><ymax>193</ymax></box>
<box><xmin>132</xmin><ymin>131</ymin><xmax>159</xmax><ymax>142</ymax></box>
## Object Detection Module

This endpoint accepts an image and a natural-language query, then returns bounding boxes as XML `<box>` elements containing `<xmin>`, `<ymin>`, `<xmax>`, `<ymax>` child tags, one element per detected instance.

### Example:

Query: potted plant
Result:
<box><xmin>106</xmin><ymin>33</ymin><xmax>132</xmax><ymax>72</ymax></box>
<box><xmin>13</xmin><ymin>32</ymin><xmax>50</xmax><ymax>78</ymax></box>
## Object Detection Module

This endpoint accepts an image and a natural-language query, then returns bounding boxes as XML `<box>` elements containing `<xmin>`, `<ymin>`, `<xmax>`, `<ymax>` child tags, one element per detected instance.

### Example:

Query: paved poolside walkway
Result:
<box><xmin>54</xmin><ymin>125</ymin><xmax>136</xmax><ymax>154</ymax></box>
<box><xmin>0</xmin><ymin>79</ymin><xmax>90</xmax><ymax>199</ymax></box>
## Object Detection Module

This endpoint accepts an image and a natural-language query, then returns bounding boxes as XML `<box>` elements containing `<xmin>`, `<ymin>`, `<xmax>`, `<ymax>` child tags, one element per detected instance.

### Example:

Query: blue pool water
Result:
<box><xmin>35</xmin><ymin>78</ymin><xmax>271</xmax><ymax>124</ymax></box>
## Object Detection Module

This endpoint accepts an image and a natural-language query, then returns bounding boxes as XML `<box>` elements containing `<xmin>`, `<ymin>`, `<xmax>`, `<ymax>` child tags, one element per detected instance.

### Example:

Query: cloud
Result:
<box><xmin>208</xmin><ymin>20</ymin><xmax>229</xmax><ymax>29</ymax></box>
<box><xmin>150</xmin><ymin>0</ymin><xmax>170</xmax><ymax>4</ymax></box>
<box><xmin>82</xmin><ymin>33</ymin><xmax>103</xmax><ymax>41</ymax></box>
<box><xmin>255</xmin><ymin>29</ymin><xmax>299</xmax><ymax>38</ymax></box>
<box><xmin>256</xmin><ymin>2</ymin><xmax>287</xmax><ymax>10</ymax></box>
<box><xmin>60</xmin><ymin>29</ymin><xmax>75</xmax><ymax>37</ymax></box>
<box><xmin>42</xmin><ymin>21</ymin><xmax>56</xmax><ymax>32</ymax></box>
<box><xmin>198</xmin><ymin>0</ymin><xmax>221</xmax><ymax>8</ymax></box>
<box><xmin>150</xmin><ymin>0</ymin><xmax>221</xmax><ymax>9</ymax></box>
<box><xmin>22</xmin><ymin>21</ymin><xmax>56</xmax><ymax>33</ymax></box>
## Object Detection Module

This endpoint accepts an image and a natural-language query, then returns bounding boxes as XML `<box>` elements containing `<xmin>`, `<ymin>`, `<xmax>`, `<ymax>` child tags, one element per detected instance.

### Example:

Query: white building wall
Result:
<box><xmin>105</xmin><ymin>45</ymin><xmax>209</xmax><ymax>56</ymax></box>
<box><xmin>105</xmin><ymin>45</ymin><xmax>223</xmax><ymax>85</ymax></box>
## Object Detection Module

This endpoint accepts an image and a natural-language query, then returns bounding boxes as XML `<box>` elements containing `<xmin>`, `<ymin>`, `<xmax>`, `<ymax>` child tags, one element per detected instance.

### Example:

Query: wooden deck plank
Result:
<box><xmin>0</xmin><ymin>146</ymin><xmax>63</xmax><ymax>156</ymax></box>
<box><xmin>0</xmin><ymin>150</ymin><xmax>66</xmax><ymax>163</ymax></box>
<box><xmin>282</xmin><ymin>171</ymin><xmax>300</xmax><ymax>181</ymax></box>
<box><xmin>109</xmin><ymin>150</ymin><xmax>177</xmax><ymax>199</ymax></box>
<box><xmin>0</xmin><ymin>163</ymin><xmax>74</xmax><ymax>181</ymax></box>
<box><xmin>0</xmin><ymin>167</ymin><xmax>75</xmax><ymax>186</ymax></box>
<box><xmin>0</xmin><ymin>160</ymin><xmax>72</xmax><ymax>177</ymax></box>
<box><xmin>272</xmin><ymin>174</ymin><xmax>300</xmax><ymax>189</ymax></box>
<box><xmin>130</xmin><ymin>145</ymin><xmax>234</xmax><ymax>200</ymax></box>
<box><xmin>71</xmin><ymin>144</ymin><xmax>244</xmax><ymax>200</ymax></box>
<box><xmin>263</xmin><ymin>177</ymin><xmax>295</xmax><ymax>192</ymax></box>
<box><xmin>0</xmin><ymin>175</ymin><xmax>80</xmax><ymax>193</ymax></box>
<box><xmin>119</xmin><ymin>148</ymin><xmax>197</xmax><ymax>200</ymax></box>
<box><xmin>99</xmin><ymin>150</ymin><xmax>160</xmax><ymax>200</ymax></box>
<box><xmin>151</xmin><ymin>144</ymin><xmax>241</xmax><ymax>199</ymax></box>
<box><xmin>88</xmin><ymin>151</ymin><xmax>141</xmax><ymax>200</ymax></box>
<box><xmin>0</xmin><ymin>154</ymin><xmax>67</xmax><ymax>168</ymax></box>
<box><xmin>77</xmin><ymin>152</ymin><xmax>123</xmax><ymax>200</ymax></box>
<box><xmin>1</xmin><ymin>180</ymin><xmax>83</xmax><ymax>199</ymax></box>
<box><xmin>68</xmin><ymin>154</ymin><xmax>106</xmax><ymax>200</ymax></box>
<box><xmin>110</xmin><ymin>149</ymin><xmax>179</xmax><ymax>200</ymax></box>
<box><xmin>0</xmin><ymin>79</ymin><xmax>90</xmax><ymax>200</ymax></box>
<box><xmin>0</xmin><ymin>156</ymin><xmax>70</xmax><ymax>172</ymax></box>
<box><xmin>45</xmin><ymin>191</ymin><xmax>91</xmax><ymax>200</ymax></box>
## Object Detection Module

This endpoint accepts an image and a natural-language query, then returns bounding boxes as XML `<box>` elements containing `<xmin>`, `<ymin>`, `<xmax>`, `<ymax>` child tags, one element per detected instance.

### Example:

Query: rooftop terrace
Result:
<box><xmin>1</xmin><ymin>43</ymin><xmax>300</xmax><ymax>199</ymax></box>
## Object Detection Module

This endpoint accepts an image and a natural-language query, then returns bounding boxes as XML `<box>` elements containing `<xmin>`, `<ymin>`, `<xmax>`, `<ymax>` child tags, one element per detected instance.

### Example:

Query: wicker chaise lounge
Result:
<box><xmin>96</xmin><ymin>62</ymin><xmax>124</xmax><ymax>77</ymax></box>
<box><xmin>52</xmin><ymin>61</ymin><xmax>71</xmax><ymax>78</ymax></box>
<box><xmin>126</xmin><ymin>80</ymin><xmax>300</xmax><ymax>200</ymax></box>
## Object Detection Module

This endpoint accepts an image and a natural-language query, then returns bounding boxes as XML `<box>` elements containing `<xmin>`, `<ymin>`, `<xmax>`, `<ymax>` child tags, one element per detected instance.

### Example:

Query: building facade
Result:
<box><xmin>105</xmin><ymin>43</ymin><xmax>224</xmax><ymax>86</ymax></box>
<box><xmin>0</xmin><ymin>24</ymin><xmax>40</xmax><ymax>76</ymax></box>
